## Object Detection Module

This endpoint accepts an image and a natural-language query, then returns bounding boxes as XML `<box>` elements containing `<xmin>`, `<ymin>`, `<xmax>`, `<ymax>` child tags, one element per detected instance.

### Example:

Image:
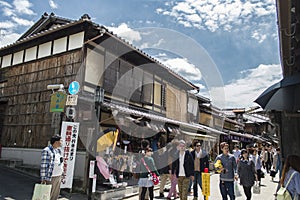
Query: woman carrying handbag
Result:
<box><xmin>138</xmin><ymin>147</ymin><xmax>159</xmax><ymax>200</ymax></box>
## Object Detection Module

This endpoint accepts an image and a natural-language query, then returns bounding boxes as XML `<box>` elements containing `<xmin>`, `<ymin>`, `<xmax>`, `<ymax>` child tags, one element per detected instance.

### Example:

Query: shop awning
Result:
<box><xmin>103</xmin><ymin>102</ymin><xmax>228</xmax><ymax>137</ymax></box>
<box><xmin>228</xmin><ymin>131</ymin><xmax>253</xmax><ymax>139</ymax></box>
<box><xmin>181</xmin><ymin>130</ymin><xmax>217</xmax><ymax>142</ymax></box>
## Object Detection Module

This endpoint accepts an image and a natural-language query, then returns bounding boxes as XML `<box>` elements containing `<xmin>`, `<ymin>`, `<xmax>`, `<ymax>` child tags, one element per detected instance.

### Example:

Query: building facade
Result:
<box><xmin>0</xmin><ymin>13</ymin><xmax>229</xmax><ymax>194</ymax></box>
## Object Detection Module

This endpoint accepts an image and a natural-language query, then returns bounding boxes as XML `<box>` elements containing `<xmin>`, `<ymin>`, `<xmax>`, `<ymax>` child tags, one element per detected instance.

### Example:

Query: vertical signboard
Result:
<box><xmin>60</xmin><ymin>121</ymin><xmax>80</xmax><ymax>188</ymax></box>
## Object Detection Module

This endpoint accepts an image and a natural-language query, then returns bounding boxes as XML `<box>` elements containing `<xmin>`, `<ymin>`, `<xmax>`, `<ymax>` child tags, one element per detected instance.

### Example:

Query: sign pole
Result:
<box><xmin>202</xmin><ymin>168</ymin><xmax>210</xmax><ymax>200</ymax></box>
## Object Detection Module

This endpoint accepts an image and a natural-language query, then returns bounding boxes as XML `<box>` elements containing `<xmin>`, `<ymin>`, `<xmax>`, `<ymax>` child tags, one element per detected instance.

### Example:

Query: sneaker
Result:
<box><xmin>159</xmin><ymin>193</ymin><xmax>164</xmax><ymax>198</ymax></box>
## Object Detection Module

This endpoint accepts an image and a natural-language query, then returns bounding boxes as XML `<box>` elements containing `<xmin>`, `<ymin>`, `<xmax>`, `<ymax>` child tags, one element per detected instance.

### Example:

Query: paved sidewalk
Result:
<box><xmin>124</xmin><ymin>170</ymin><xmax>280</xmax><ymax>200</ymax></box>
<box><xmin>0</xmin><ymin>164</ymin><xmax>87</xmax><ymax>200</ymax></box>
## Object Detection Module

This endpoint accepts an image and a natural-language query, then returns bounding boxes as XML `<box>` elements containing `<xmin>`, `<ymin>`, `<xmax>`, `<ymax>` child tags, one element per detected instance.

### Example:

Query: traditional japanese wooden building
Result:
<box><xmin>0</xmin><ymin>13</ymin><xmax>230</xmax><ymax>195</ymax></box>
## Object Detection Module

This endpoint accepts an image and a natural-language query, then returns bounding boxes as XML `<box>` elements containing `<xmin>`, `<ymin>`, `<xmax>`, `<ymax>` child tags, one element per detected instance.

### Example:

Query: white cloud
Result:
<box><xmin>214</xmin><ymin>64</ymin><xmax>283</xmax><ymax>108</ymax></box>
<box><xmin>12</xmin><ymin>16</ymin><xmax>34</xmax><ymax>26</ymax></box>
<box><xmin>0</xmin><ymin>21</ymin><xmax>16</xmax><ymax>29</ymax></box>
<box><xmin>0</xmin><ymin>1</ymin><xmax>12</xmax><ymax>8</ymax></box>
<box><xmin>13</xmin><ymin>0</ymin><xmax>35</xmax><ymax>15</ymax></box>
<box><xmin>49</xmin><ymin>0</ymin><xmax>58</xmax><ymax>9</ymax></box>
<box><xmin>3</xmin><ymin>7</ymin><xmax>14</xmax><ymax>16</ymax></box>
<box><xmin>157</xmin><ymin>0</ymin><xmax>276</xmax><ymax>43</ymax></box>
<box><xmin>107</xmin><ymin>23</ymin><xmax>142</xmax><ymax>43</ymax></box>
<box><xmin>163</xmin><ymin>58</ymin><xmax>202</xmax><ymax>81</ymax></box>
<box><xmin>0</xmin><ymin>32</ymin><xmax>21</xmax><ymax>47</ymax></box>
<box><xmin>0</xmin><ymin>0</ymin><xmax>37</xmax><ymax>48</ymax></box>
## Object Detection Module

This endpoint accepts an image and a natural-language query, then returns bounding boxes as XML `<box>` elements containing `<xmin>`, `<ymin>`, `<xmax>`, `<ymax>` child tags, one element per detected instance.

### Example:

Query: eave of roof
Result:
<box><xmin>0</xmin><ymin>13</ymin><xmax>198</xmax><ymax>91</ymax></box>
<box><xmin>276</xmin><ymin>0</ymin><xmax>292</xmax><ymax>76</ymax></box>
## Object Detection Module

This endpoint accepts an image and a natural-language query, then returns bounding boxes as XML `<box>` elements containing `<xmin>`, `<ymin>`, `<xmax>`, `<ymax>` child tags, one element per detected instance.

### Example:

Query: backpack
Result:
<box><xmin>277</xmin><ymin>171</ymin><xmax>297</xmax><ymax>200</ymax></box>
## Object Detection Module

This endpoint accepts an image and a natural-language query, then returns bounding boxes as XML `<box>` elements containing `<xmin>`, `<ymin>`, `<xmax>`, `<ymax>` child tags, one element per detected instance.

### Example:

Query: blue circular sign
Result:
<box><xmin>68</xmin><ymin>81</ymin><xmax>80</xmax><ymax>95</ymax></box>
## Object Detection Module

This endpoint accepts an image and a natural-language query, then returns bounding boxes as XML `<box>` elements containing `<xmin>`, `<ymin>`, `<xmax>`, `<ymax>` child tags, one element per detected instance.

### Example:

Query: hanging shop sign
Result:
<box><xmin>60</xmin><ymin>121</ymin><xmax>80</xmax><ymax>189</ymax></box>
<box><xmin>50</xmin><ymin>91</ymin><xmax>67</xmax><ymax>112</ymax></box>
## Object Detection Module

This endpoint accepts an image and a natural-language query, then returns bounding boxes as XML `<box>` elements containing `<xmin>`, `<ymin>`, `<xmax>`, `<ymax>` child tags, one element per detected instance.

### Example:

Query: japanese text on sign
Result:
<box><xmin>60</xmin><ymin>122</ymin><xmax>79</xmax><ymax>189</ymax></box>
<box><xmin>202</xmin><ymin>172</ymin><xmax>210</xmax><ymax>196</ymax></box>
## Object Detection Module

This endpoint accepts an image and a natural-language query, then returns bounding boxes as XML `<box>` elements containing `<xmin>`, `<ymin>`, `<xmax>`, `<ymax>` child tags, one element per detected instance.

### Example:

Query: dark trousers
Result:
<box><xmin>219</xmin><ymin>181</ymin><xmax>235</xmax><ymax>200</ymax></box>
<box><xmin>141</xmin><ymin>187</ymin><xmax>153</xmax><ymax>200</ymax></box>
<box><xmin>242</xmin><ymin>186</ymin><xmax>252</xmax><ymax>200</ymax></box>
<box><xmin>193</xmin><ymin>171</ymin><xmax>203</xmax><ymax>197</ymax></box>
<box><xmin>256</xmin><ymin>169</ymin><xmax>262</xmax><ymax>183</ymax></box>
<box><xmin>265</xmin><ymin>161</ymin><xmax>272</xmax><ymax>173</ymax></box>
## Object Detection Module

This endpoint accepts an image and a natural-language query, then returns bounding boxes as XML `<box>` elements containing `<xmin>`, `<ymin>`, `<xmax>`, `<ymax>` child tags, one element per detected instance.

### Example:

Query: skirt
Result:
<box><xmin>138</xmin><ymin>177</ymin><xmax>154</xmax><ymax>187</ymax></box>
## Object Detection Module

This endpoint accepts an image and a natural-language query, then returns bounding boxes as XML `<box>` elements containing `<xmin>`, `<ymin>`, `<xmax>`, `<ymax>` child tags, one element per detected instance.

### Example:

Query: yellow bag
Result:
<box><xmin>32</xmin><ymin>183</ymin><xmax>52</xmax><ymax>200</ymax></box>
<box><xmin>214</xmin><ymin>160</ymin><xmax>223</xmax><ymax>173</ymax></box>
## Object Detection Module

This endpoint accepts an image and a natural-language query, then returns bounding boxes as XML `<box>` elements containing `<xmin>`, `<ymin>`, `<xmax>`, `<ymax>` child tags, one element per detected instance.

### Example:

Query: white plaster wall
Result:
<box><xmin>2</xmin><ymin>148</ymin><xmax>86</xmax><ymax>179</ymax></box>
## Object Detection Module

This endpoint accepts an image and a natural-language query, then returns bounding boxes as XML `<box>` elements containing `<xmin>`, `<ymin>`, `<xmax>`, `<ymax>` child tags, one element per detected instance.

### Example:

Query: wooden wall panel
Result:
<box><xmin>1</xmin><ymin>50</ymin><xmax>83</xmax><ymax>148</ymax></box>
<box><xmin>165</xmin><ymin>84</ymin><xmax>187</xmax><ymax>122</ymax></box>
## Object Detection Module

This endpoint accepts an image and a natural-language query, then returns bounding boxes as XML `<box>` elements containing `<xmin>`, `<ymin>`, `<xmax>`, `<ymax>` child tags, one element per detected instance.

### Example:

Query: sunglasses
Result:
<box><xmin>196</xmin><ymin>145</ymin><xmax>201</xmax><ymax>147</ymax></box>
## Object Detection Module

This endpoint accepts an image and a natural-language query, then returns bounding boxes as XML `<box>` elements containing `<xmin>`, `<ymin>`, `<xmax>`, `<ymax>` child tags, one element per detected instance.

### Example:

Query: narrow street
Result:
<box><xmin>0</xmin><ymin>164</ymin><xmax>87</xmax><ymax>200</ymax></box>
<box><xmin>0</xmin><ymin>164</ymin><xmax>39</xmax><ymax>200</ymax></box>
<box><xmin>124</xmin><ymin>171</ymin><xmax>279</xmax><ymax>200</ymax></box>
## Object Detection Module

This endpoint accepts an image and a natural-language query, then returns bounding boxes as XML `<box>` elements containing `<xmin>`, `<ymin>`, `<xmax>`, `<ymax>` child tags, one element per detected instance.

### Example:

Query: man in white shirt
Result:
<box><xmin>171</xmin><ymin>140</ymin><xmax>194</xmax><ymax>200</ymax></box>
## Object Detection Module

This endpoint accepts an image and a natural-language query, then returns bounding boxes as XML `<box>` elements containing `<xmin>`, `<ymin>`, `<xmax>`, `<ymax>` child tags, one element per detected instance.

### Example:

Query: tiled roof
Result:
<box><xmin>0</xmin><ymin>13</ymin><xmax>198</xmax><ymax>91</ymax></box>
<box><xmin>102</xmin><ymin>101</ymin><xmax>227</xmax><ymax>136</ymax></box>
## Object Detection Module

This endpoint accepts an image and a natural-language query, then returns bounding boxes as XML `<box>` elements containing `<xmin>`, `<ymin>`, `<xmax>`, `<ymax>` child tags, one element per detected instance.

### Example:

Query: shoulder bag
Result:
<box><xmin>277</xmin><ymin>171</ymin><xmax>297</xmax><ymax>200</ymax></box>
<box><xmin>141</xmin><ymin>157</ymin><xmax>159</xmax><ymax>185</ymax></box>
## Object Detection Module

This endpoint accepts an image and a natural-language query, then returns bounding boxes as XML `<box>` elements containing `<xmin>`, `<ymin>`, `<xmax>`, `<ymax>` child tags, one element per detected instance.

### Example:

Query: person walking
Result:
<box><xmin>191</xmin><ymin>141</ymin><xmax>209</xmax><ymax>200</ymax></box>
<box><xmin>172</xmin><ymin>140</ymin><xmax>194</xmax><ymax>200</ymax></box>
<box><xmin>156</xmin><ymin>140</ymin><xmax>171</xmax><ymax>198</ymax></box>
<box><xmin>138</xmin><ymin>147</ymin><xmax>159</xmax><ymax>200</ymax></box>
<box><xmin>278</xmin><ymin>155</ymin><xmax>300</xmax><ymax>199</ymax></box>
<box><xmin>166</xmin><ymin>139</ymin><xmax>179</xmax><ymax>200</ymax></box>
<box><xmin>261</xmin><ymin>146</ymin><xmax>266</xmax><ymax>170</ymax></box>
<box><xmin>232</xmin><ymin>145</ymin><xmax>241</xmax><ymax>163</ymax></box>
<box><xmin>264</xmin><ymin>146</ymin><xmax>273</xmax><ymax>174</ymax></box>
<box><xmin>251</xmin><ymin>148</ymin><xmax>263</xmax><ymax>186</ymax></box>
<box><xmin>214</xmin><ymin>142</ymin><xmax>238</xmax><ymax>200</ymax></box>
<box><xmin>40</xmin><ymin>134</ymin><xmax>63</xmax><ymax>200</ymax></box>
<box><xmin>237</xmin><ymin>149</ymin><xmax>257</xmax><ymax>200</ymax></box>
<box><xmin>272</xmin><ymin>148</ymin><xmax>283</xmax><ymax>180</ymax></box>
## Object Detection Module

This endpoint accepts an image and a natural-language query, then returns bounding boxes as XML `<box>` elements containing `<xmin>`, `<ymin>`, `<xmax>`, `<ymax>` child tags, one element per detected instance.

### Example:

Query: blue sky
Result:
<box><xmin>0</xmin><ymin>0</ymin><xmax>283</xmax><ymax>108</ymax></box>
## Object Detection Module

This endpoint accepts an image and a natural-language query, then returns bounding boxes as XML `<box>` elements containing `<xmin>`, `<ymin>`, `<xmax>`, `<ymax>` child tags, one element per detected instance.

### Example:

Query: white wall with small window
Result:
<box><xmin>38</xmin><ymin>41</ymin><xmax>52</xmax><ymax>58</ymax></box>
<box><xmin>1</xmin><ymin>54</ymin><xmax>12</xmax><ymax>68</ymax></box>
<box><xmin>25</xmin><ymin>46</ymin><xmax>37</xmax><ymax>62</ymax></box>
<box><xmin>12</xmin><ymin>51</ymin><xmax>24</xmax><ymax>65</ymax></box>
<box><xmin>68</xmin><ymin>32</ymin><xmax>84</xmax><ymax>50</ymax></box>
<box><xmin>53</xmin><ymin>37</ymin><xmax>67</xmax><ymax>54</ymax></box>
